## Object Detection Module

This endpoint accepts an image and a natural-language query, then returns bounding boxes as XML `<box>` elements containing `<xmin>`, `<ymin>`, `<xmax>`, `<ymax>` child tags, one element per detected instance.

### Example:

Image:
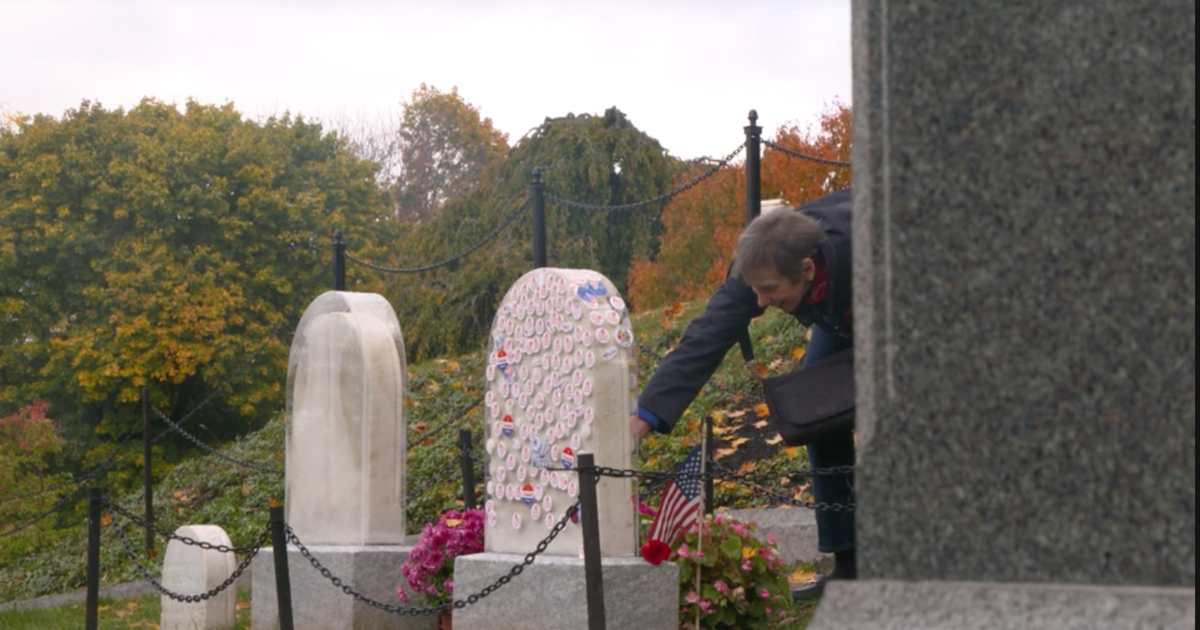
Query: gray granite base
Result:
<box><xmin>452</xmin><ymin>553</ymin><xmax>679</xmax><ymax>630</ymax></box>
<box><xmin>723</xmin><ymin>507</ymin><xmax>828</xmax><ymax>567</ymax></box>
<box><xmin>252</xmin><ymin>545</ymin><xmax>437</xmax><ymax>630</ymax></box>
<box><xmin>807</xmin><ymin>581</ymin><xmax>1196</xmax><ymax>630</ymax></box>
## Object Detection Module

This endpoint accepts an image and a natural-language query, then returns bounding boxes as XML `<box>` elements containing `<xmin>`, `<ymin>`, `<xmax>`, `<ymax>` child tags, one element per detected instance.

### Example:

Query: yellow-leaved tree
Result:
<box><xmin>0</xmin><ymin>98</ymin><xmax>396</xmax><ymax>489</ymax></box>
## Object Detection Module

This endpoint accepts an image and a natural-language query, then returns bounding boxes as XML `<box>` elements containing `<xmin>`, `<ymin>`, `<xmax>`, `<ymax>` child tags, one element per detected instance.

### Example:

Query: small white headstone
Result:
<box><xmin>482</xmin><ymin>268</ymin><xmax>638</xmax><ymax>556</ymax></box>
<box><xmin>286</xmin><ymin>291</ymin><xmax>408</xmax><ymax>545</ymax></box>
<box><xmin>160</xmin><ymin>525</ymin><xmax>237</xmax><ymax>630</ymax></box>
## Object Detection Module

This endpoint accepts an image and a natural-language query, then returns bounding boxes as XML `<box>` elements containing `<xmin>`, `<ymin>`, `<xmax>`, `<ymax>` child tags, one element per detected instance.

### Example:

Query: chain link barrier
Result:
<box><xmin>0</xmin><ymin>431</ymin><xmax>134</xmax><ymax>506</ymax></box>
<box><xmin>543</xmin><ymin>143</ymin><xmax>746</xmax><ymax>212</ymax></box>
<box><xmin>405</xmin><ymin>456</ymin><xmax>467</xmax><ymax>505</ymax></box>
<box><xmin>709</xmin><ymin>461</ymin><xmax>855</xmax><ymax>512</ymax></box>
<box><xmin>567</xmin><ymin>465</ymin><xmax>854</xmax><ymax>512</ymax></box>
<box><xmin>107</xmin><ymin>498</ymin><xmax>270</xmax><ymax>603</ymax></box>
<box><xmin>762</xmin><ymin>139</ymin><xmax>851</xmax><ymax>168</ymax></box>
<box><xmin>103</xmin><ymin>498</ymin><xmax>265</xmax><ymax>555</ymax></box>
<box><xmin>346</xmin><ymin>197</ymin><xmax>527</xmax><ymax>275</ymax></box>
<box><xmin>0</xmin><ymin>484</ymin><xmax>90</xmax><ymax>538</ymax></box>
<box><xmin>408</xmin><ymin>396</ymin><xmax>483</xmax><ymax>451</ymax></box>
<box><xmin>287</xmin><ymin>504</ymin><xmax>579</xmax><ymax>616</ymax></box>
<box><xmin>151</xmin><ymin>405</ymin><xmax>284</xmax><ymax>475</ymax></box>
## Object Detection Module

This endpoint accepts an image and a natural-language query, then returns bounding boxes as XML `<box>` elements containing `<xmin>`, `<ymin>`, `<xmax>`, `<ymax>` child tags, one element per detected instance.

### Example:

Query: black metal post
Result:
<box><xmin>704</xmin><ymin>414</ymin><xmax>715</xmax><ymax>514</ymax></box>
<box><xmin>86</xmin><ymin>488</ymin><xmax>102</xmax><ymax>630</ymax></box>
<box><xmin>269</xmin><ymin>506</ymin><xmax>295</xmax><ymax>630</ymax></box>
<box><xmin>141</xmin><ymin>388</ymin><xmax>153</xmax><ymax>557</ymax></box>
<box><xmin>577</xmin><ymin>453</ymin><xmax>607</xmax><ymax>630</ymax></box>
<box><xmin>332</xmin><ymin>229</ymin><xmax>346</xmax><ymax>291</ymax></box>
<box><xmin>744</xmin><ymin>110</ymin><xmax>763</xmax><ymax>224</ymax></box>
<box><xmin>458</xmin><ymin>428</ymin><xmax>476</xmax><ymax>509</ymax></box>
<box><xmin>531</xmin><ymin>168</ymin><xmax>547</xmax><ymax>269</ymax></box>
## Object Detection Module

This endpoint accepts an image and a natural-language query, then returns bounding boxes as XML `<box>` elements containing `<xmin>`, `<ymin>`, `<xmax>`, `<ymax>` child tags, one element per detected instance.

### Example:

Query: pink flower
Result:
<box><xmin>767</xmin><ymin>534</ymin><xmax>777</xmax><ymax>545</ymax></box>
<box><xmin>760</xmin><ymin>588</ymin><xmax>770</xmax><ymax>599</ymax></box>
<box><xmin>713</xmin><ymin>580</ymin><xmax>729</xmax><ymax>595</ymax></box>
<box><xmin>686</xmin><ymin>590</ymin><xmax>699</xmax><ymax>604</ymax></box>
<box><xmin>677</xmin><ymin>543</ymin><xmax>690</xmax><ymax>558</ymax></box>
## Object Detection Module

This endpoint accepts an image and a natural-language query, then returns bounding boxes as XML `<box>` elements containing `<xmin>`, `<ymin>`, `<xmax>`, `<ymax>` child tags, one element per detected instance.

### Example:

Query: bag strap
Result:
<box><xmin>738</xmin><ymin>329</ymin><xmax>755</xmax><ymax>362</ymax></box>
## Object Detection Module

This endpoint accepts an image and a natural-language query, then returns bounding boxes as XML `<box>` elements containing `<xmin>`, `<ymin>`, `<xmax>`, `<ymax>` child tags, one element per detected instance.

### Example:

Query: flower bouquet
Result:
<box><xmin>397</xmin><ymin>508</ymin><xmax>485</xmax><ymax>609</ymax></box>
<box><xmin>673</xmin><ymin>513</ymin><xmax>797</xmax><ymax>630</ymax></box>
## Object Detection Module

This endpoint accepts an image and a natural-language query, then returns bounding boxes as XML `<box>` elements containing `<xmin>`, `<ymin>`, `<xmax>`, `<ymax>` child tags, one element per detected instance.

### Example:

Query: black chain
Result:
<box><xmin>568</xmin><ymin>463</ymin><xmax>854</xmax><ymax>508</ymax></box>
<box><xmin>346</xmin><ymin>197</ymin><xmax>527</xmax><ymax>275</ymax></box>
<box><xmin>151</xmin><ymin>405</ymin><xmax>284</xmax><ymax>475</ymax></box>
<box><xmin>544</xmin><ymin>143</ymin><xmax>746</xmax><ymax>212</ymax></box>
<box><xmin>762</xmin><ymin>140</ymin><xmax>851</xmax><ymax>168</ymax></box>
<box><xmin>709</xmin><ymin>461</ymin><xmax>855</xmax><ymax>512</ymax></box>
<box><xmin>408</xmin><ymin>396</ymin><xmax>483</xmax><ymax>450</ymax></box>
<box><xmin>287</xmin><ymin>504</ymin><xmax>578</xmax><ymax>616</ymax></box>
<box><xmin>406</xmin><ymin>456</ymin><xmax>467</xmax><ymax>504</ymax></box>
<box><xmin>0</xmin><ymin>481</ymin><xmax>90</xmax><ymax>538</ymax></box>
<box><xmin>103</xmin><ymin>498</ymin><xmax>265</xmax><ymax>554</ymax></box>
<box><xmin>109</xmin><ymin>501</ymin><xmax>270</xmax><ymax>603</ymax></box>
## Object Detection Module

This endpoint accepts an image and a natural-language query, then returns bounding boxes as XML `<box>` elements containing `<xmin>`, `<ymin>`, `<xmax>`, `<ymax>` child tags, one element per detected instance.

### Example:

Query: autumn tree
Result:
<box><xmin>355</xmin><ymin>107</ymin><xmax>682</xmax><ymax>361</ymax></box>
<box><xmin>627</xmin><ymin>101</ymin><xmax>852</xmax><ymax>309</ymax></box>
<box><xmin>0</xmin><ymin>98</ymin><xmax>394</xmax><ymax>483</ymax></box>
<box><xmin>394</xmin><ymin>84</ymin><xmax>509</xmax><ymax>223</ymax></box>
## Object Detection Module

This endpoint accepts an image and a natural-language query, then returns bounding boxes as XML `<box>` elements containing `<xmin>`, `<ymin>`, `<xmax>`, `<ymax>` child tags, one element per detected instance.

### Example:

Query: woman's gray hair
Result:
<box><xmin>731</xmin><ymin>209</ymin><xmax>824</xmax><ymax>281</ymax></box>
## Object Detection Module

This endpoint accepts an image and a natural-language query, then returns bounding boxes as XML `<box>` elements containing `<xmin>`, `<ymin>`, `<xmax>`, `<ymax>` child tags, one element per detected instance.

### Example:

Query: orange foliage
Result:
<box><xmin>628</xmin><ymin>102</ymin><xmax>852</xmax><ymax>310</ymax></box>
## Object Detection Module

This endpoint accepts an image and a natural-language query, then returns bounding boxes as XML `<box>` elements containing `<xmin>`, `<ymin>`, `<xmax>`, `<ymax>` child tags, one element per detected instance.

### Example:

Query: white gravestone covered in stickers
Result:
<box><xmin>160</xmin><ymin>525</ymin><xmax>237</xmax><ymax>630</ymax></box>
<box><xmin>482</xmin><ymin>268</ymin><xmax>638</xmax><ymax>556</ymax></box>
<box><xmin>286</xmin><ymin>291</ymin><xmax>407</xmax><ymax>545</ymax></box>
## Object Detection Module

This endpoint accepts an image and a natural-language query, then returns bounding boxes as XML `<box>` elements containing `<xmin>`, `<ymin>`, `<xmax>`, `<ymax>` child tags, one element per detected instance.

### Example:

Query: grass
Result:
<box><xmin>0</xmin><ymin>588</ymin><xmax>252</xmax><ymax>630</ymax></box>
<box><xmin>0</xmin><ymin>297</ymin><xmax>825</xmax><ymax>628</ymax></box>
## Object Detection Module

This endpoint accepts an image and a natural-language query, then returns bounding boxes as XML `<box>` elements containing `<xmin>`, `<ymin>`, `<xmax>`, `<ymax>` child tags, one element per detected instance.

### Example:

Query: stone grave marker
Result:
<box><xmin>481</xmin><ymin>267</ymin><xmax>638</xmax><ymax>556</ymax></box>
<box><xmin>808</xmin><ymin>1</ymin><xmax>1195</xmax><ymax>627</ymax></box>
<box><xmin>161</xmin><ymin>525</ymin><xmax>237</xmax><ymax>630</ymax></box>
<box><xmin>454</xmin><ymin>268</ymin><xmax>678</xmax><ymax>630</ymax></box>
<box><xmin>285</xmin><ymin>291</ymin><xmax>407</xmax><ymax>544</ymax></box>
<box><xmin>254</xmin><ymin>291</ymin><xmax>434</xmax><ymax>630</ymax></box>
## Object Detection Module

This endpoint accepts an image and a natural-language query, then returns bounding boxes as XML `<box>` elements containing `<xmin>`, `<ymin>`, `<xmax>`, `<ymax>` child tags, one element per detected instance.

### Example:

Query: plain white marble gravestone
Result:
<box><xmin>482</xmin><ymin>268</ymin><xmax>638</xmax><ymax>557</ymax></box>
<box><xmin>160</xmin><ymin>525</ymin><xmax>237</xmax><ymax>630</ymax></box>
<box><xmin>286</xmin><ymin>291</ymin><xmax>407</xmax><ymax>545</ymax></box>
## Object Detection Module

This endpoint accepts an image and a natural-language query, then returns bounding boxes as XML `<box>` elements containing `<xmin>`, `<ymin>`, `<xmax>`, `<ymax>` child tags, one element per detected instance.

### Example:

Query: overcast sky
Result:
<box><xmin>1</xmin><ymin>0</ymin><xmax>851</xmax><ymax>161</ymax></box>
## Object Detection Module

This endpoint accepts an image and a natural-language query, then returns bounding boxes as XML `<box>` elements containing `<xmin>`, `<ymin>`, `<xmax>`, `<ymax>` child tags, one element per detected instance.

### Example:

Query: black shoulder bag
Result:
<box><xmin>739</xmin><ymin>330</ymin><xmax>855</xmax><ymax>447</ymax></box>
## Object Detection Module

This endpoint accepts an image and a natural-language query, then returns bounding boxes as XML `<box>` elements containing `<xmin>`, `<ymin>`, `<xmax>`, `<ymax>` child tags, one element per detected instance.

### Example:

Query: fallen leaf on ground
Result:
<box><xmin>737</xmin><ymin>461</ymin><xmax>758</xmax><ymax>474</ymax></box>
<box><xmin>753</xmin><ymin>420</ymin><xmax>769</xmax><ymax>429</ymax></box>
<box><xmin>712</xmin><ymin>424</ymin><xmax>737</xmax><ymax>437</ymax></box>
<box><xmin>791</xmin><ymin>347</ymin><xmax>807</xmax><ymax>361</ymax></box>
<box><xmin>236</xmin><ymin>601</ymin><xmax>251</xmax><ymax>611</ymax></box>
<box><xmin>713</xmin><ymin>447</ymin><xmax>737</xmax><ymax>460</ymax></box>
<box><xmin>789</xmin><ymin>568</ymin><xmax>819</xmax><ymax>584</ymax></box>
<box><xmin>726</xmin><ymin>409</ymin><xmax>747</xmax><ymax>419</ymax></box>
<box><xmin>766</xmin><ymin>435</ymin><xmax>784</xmax><ymax>445</ymax></box>
<box><xmin>753</xmin><ymin>403</ymin><xmax>770</xmax><ymax>418</ymax></box>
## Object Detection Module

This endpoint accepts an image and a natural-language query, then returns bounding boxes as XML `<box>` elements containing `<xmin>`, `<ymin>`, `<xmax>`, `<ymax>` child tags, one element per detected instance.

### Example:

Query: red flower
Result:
<box><xmin>641</xmin><ymin>540</ymin><xmax>672</xmax><ymax>565</ymax></box>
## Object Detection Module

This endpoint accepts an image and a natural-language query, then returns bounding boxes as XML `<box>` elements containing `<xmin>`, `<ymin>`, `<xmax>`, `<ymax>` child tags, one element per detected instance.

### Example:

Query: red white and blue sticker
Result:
<box><xmin>521</xmin><ymin>483</ymin><xmax>535</xmax><ymax>505</ymax></box>
<box><xmin>560</xmin><ymin>447</ymin><xmax>575</xmax><ymax>469</ymax></box>
<box><xmin>501</xmin><ymin>415</ymin><xmax>514</xmax><ymax>436</ymax></box>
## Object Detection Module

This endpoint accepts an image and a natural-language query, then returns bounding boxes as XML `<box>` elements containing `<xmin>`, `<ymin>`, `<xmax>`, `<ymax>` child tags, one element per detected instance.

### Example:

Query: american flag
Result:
<box><xmin>646</xmin><ymin>445</ymin><xmax>705</xmax><ymax>551</ymax></box>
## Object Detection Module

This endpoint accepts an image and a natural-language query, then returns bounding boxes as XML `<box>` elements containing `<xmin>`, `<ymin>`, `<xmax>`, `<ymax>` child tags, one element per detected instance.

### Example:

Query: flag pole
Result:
<box><xmin>696</xmin><ymin>432</ymin><xmax>708</xmax><ymax>629</ymax></box>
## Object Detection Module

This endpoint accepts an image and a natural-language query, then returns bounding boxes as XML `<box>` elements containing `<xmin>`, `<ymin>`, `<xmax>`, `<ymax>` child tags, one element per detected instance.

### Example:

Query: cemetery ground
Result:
<box><xmin>0</xmin><ymin>300</ymin><xmax>824</xmax><ymax>629</ymax></box>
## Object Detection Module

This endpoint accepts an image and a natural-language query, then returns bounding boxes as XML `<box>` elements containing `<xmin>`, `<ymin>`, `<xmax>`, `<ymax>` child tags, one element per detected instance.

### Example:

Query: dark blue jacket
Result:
<box><xmin>637</xmin><ymin>187</ymin><xmax>853</xmax><ymax>433</ymax></box>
